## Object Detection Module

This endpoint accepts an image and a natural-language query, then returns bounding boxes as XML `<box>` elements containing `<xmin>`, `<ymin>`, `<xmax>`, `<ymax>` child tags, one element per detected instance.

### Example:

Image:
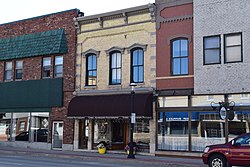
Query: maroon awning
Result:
<box><xmin>67</xmin><ymin>93</ymin><xmax>153</xmax><ymax>118</ymax></box>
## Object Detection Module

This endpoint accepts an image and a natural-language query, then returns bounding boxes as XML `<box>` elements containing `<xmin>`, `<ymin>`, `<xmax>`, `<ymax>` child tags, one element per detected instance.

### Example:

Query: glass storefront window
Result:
<box><xmin>0</xmin><ymin>112</ymin><xmax>49</xmax><ymax>142</ymax></box>
<box><xmin>158</xmin><ymin>112</ymin><xmax>189</xmax><ymax>151</ymax></box>
<box><xmin>30</xmin><ymin>112</ymin><xmax>49</xmax><ymax>142</ymax></box>
<box><xmin>94</xmin><ymin>120</ymin><xmax>111</xmax><ymax>144</ymax></box>
<box><xmin>134</xmin><ymin>119</ymin><xmax>150</xmax><ymax>150</ymax></box>
<box><xmin>191</xmin><ymin>111</ymin><xmax>226</xmax><ymax>152</ymax></box>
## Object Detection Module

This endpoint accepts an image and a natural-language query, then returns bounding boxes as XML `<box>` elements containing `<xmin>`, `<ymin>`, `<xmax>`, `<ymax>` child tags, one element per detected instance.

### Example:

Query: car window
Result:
<box><xmin>235</xmin><ymin>134</ymin><xmax>250</xmax><ymax>146</ymax></box>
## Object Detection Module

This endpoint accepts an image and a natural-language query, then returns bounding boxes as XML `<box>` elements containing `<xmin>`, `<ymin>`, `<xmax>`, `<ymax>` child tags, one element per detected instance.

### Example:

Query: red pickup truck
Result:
<box><xmin>202</xmin><ymin>133</ymin><xmax>250</xmax><ymax>167</ymax></box>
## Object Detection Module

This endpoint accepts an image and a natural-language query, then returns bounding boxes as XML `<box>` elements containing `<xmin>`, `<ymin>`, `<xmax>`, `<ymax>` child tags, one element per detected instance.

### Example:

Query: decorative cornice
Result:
<box><xmin>161</xmin><ymin>15</ymin><xmax>193</xmax><ymax>24</ymax></box>
<box><xmin>82</xmin><ymin>49</ymin><xmax>100</xmax><ymax>57</ymax></box>
<box><xmin>105</xmin><ymin>46</ymin><xmax>125</xmax><ymax>56</ymax></box>
<box><xmin>155</xmin><ymin>0</ymin><xmax>193</xmax><ymax>29</ymax></box>
<box><xmin>126</xmin><ymin>43</ymin><xmax>147</xmax><ymax>54</ymax></box>
<box><xmin>73</xmin><ymin>17</ymin><xmax>81</xmax><ymax>34</ymax></box>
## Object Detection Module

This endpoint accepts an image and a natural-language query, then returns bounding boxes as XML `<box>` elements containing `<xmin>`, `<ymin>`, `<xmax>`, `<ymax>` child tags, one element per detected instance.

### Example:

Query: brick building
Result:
<box><xmin>0</xmin><ymin>9</ymin><xmax>79</xmax><ymax>150</ymax></box>
<box><xmin>155</xmin><ymin>0</ymin><xmax>196</xmax><ymax>155</ymax></box>
<box><xmin>193</xmin><ymin>0</ymin><xmax>250</xmax><ymax>149</ymax></box>
<box><xmin>69</xmin><ymin>4</ymin><xmax>156</xmax><ymax>153</ymax></box>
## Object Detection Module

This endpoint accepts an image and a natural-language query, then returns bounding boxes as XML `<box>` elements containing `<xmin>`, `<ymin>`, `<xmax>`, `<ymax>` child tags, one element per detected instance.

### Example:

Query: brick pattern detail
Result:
<box><xmin>0</xmin><ymin>10</ymin><xmax>78</xmax><ymax>144</ymax></box>
<box><xmin>156</xmin><ymin>3</ymin><xmax>194</xmax><ymax>90</ymax></box>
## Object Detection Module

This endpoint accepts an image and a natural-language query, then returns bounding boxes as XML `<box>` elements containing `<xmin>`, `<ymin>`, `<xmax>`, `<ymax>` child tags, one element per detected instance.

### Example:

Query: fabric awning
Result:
<box><xmin>68</xmin><ymin>93</ymin><xmax>153</xmax><ymax>118</ymax></box>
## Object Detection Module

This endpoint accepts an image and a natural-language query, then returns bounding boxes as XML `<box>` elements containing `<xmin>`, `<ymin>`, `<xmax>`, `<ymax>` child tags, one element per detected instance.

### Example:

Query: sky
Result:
<box><xmin>0</xmin><ymin>0</ymin><xmax>155</xmax><ymax>24</ymax></box>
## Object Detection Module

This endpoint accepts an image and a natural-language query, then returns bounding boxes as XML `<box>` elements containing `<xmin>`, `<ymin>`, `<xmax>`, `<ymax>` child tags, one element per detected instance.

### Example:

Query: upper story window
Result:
<box><xmin>86</xmin><ymin>54</ymin><xmax>97</xmax><ymax>86</ymax></box>
<box><xmin>110</xmin><ymin>52</ymin><xmax>122</xmax><ymax>85</ymax></box>
<box><xmin>171</xmin><ymin>38</ymin><xmax>188</xmax><ymax>75</ymax></box>
<box><xmin>54</xmin><ymin>56</ymin><xmax>63</xmax><ymax>78</ymax></box>
<box><xmin>5</xmin><ymin>62</ymin><xmax>12</xmax><ymax>81</ymax></box>
<box><xmin>15</xmin><ymin>61</ymin><xmax>23</xmax><ymax>80</ymax></box>
<box><xmin>203</xmin><ymin>35</ymin><xmax>221</xmax><ymax>65</ymax></box>
<box><xmin>42</xmin><ymin>57</ymin><xmax>51</xmax><ymax>78</ymax></box>
<box><xmin>131</xmin><ymin>48</ymin><xmax>144</xmax><ymax>83</ymax></box>
<box><xmin>224</xmin><ymin>33</ymin><xmax>242</xmax><ymax>63</ymax></box>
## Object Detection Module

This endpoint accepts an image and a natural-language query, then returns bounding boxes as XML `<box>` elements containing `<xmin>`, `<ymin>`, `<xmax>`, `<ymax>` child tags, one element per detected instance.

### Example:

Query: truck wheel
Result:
<box><xmin>208</xmin><ymin>154</ymin><xmax>229</xmax><ymax>167</ymax></box>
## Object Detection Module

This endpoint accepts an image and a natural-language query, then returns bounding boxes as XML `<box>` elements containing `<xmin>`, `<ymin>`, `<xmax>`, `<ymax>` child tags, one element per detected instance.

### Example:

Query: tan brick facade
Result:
<box><xmin>75</xmin><ymin>6</ymin><xmax>156</xmax><ymax>91</ymax></box>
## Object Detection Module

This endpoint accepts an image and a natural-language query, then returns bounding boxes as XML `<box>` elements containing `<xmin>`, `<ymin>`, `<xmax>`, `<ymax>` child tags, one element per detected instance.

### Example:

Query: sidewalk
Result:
<box><xmin>0</xmin><ymin>146</ymin><xmax>206</xmax><ymax>167</ymax></box>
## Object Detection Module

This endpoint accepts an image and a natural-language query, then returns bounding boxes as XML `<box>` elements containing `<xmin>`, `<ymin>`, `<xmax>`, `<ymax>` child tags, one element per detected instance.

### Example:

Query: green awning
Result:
<box><xmin>0</xmin><ymin>78</ymin><xmax>63</xmax><ymax>112</ymax></box>
<box><xmin>0</xmin><ymin>28</ymin><xmax>67</xmax><ymax>60</ymax></box>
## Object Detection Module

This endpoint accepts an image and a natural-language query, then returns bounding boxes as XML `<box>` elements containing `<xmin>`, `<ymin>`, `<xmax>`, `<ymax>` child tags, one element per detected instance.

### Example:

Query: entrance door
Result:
<box><xmin>111</xmin><ymin>121</ymin><xmax>127</xmax><ymax>149</ymax></box>
<box><xmin>52</xmin><ymin>121</ymin><xmax>63</xmax><ymax>149</ymax></box>
<box><xmin>79</xmin><ymin>119</ymin><xmax>89</xmax><ymax>149</ymax></box>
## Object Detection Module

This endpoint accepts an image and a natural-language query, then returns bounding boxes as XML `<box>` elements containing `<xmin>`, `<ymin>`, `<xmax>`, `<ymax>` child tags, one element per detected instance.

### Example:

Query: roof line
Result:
<box><xmin>76</xmin><ymin>4</ymin><xmax>153</xmax><ymax>22</ymax></box>
<box><xmin>0</xmin><ymin>8</ymin><xmax>80</xmax><ymax>26</ymax></box>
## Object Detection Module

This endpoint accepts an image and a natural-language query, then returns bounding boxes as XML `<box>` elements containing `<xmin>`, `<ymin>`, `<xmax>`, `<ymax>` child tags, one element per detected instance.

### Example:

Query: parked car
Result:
<box><xmin>15</xmin><ymin>129</ymin><xmax>48</xmax><ymax>142</ymax></box>
<box><xmin>202</xmin><ymin>133</ymin><xmax>250</xmax><ymax>167</ymax></box>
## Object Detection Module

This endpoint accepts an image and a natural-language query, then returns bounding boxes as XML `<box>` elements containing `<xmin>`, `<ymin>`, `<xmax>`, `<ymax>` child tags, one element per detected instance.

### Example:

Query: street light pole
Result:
<box><xmin>128</xmin><ymin>83</ymin><xmax>136</xmax><ymax>159</ymax></box>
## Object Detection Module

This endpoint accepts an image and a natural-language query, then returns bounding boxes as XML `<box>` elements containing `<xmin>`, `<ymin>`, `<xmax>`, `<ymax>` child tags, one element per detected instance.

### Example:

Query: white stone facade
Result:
<box><xmin>194</xmin><ymin>0</ymin><xmax>250</xmax><ymax>94</ymax></box>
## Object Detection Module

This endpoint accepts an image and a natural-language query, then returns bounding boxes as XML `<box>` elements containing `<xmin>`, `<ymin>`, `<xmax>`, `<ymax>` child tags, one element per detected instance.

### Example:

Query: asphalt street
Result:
<box><xmin>0</xmin><ymin>146</ymin><xmax>206</xmax><ymax>167</ymax></box>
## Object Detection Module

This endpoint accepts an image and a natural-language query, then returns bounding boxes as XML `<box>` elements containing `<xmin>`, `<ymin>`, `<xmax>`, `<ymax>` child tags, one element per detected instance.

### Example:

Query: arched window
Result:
<box><xmin>110</xmin><ymin>51</ymin><xmax>122</xmax><ymax>85</ymax></box>
<box><xmin>131</xmin><ymin>48</ymin><xmax>144</xmax><ymax>83</ymax></box>
<box><xmin>171</xmin><ymin>38</ymin><xmax>188</xmax><ymax>75</ymax></box>
<box><xmin>86</xmin><ymin>54</ymin><xmax>97</xmax><ymax>86</ymax></box>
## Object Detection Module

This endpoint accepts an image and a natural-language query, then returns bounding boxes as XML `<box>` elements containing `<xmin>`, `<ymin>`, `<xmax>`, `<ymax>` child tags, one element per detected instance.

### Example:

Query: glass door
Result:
<box><xmin>79</xmin><ymin>119</ymin><xmax>89</xmax><ymax>149</ymax></box>
<box><xmin>52</xmin><ymin>121</ymin><xmax>63</xmax><ymax>149</ymax></box>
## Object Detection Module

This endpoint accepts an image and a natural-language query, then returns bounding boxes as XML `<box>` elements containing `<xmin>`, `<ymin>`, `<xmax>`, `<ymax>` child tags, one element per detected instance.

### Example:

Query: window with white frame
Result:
<box><xmin>15</xmin><ymin>61</ymin><xmax>23</xmax><ymax>80</ymax></box>
<box><xmin>131</xmin><ymin>48</ymin><xmax>144</xmax><ymax>83</ymax></box>
<box><xmin>171</xmin><ymin>38</ymin><xmax>188</xmax><ymax>75</ymax></box>
<box><xmin>5</xmin><ymin>62</ymin><xmax>12</xmax><ymax>81</ymax></box>
<box><xmin>42</xmin><ymin>57</ymin><xmax>51</xmax><ymax>78</ymax></box>
<box><xmin>54</xmin><ymin>56</ymin><xmax>63</xmax><ymax>77</ymax></box>
<box><xmin>110</xmin><ymin>51</ymin><xmax>121</xmax><ymax>85</ymax></box>
<box><xmin>224</xmin><ymin>33</ymin><xmax>242</xmax><ymax>63</ymax></box>
<box><xmin>86</xmin><ymin>54</ymin><xmax>97</xmax><ymax>86</ymax></box>
<box><xmin>203</xmin><ymin>36</ymin><xmax>221</xmax><ymax>65</ymax></box>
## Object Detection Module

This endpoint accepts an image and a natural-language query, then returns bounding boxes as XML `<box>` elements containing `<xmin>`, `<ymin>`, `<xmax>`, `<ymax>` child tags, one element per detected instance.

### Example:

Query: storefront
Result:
<box><xmin>0</xmin><ymin>78</ymin><xmax>63</xmax><ymax>148</ymax></box>
<box><xmin>156</xmin><ymin>93</ymin><xmax>250</xmax><ymax>153</ymax></box>
<box><xmin>68</xmin><ymin>93</ymin><xmax>153</xmax><ymax>151</ymax></box>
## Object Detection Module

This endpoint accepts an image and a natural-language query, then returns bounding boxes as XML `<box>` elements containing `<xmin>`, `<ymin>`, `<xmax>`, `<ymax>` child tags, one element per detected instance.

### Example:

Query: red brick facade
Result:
<box><xmin>156</xmin><ymin>3</ymin><xmax>194</xmax><ymax>90</ymax></box>
<box><xmin>0</xmin><ymin>9</ymin><xmax>78</xmax><ymax>144</ymax></box>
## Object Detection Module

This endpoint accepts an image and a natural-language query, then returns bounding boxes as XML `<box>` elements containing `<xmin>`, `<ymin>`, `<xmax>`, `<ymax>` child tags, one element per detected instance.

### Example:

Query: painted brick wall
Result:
<box><xmin>194</xmin><ymin>0</ymin><xmax>250</xmax><ymax>94</ymax></box>
<box><xmin>156</xmin><ymin>2</ymin><xmax>194</xmax><ymax>90</ymax></box>
<box><xmin>0</xmin><ymin>9</ymin><xmax>78</xmax><ymax>145</ymax></box>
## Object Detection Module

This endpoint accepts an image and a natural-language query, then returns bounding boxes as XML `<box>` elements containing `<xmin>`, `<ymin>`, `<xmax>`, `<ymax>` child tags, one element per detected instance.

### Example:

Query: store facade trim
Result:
<box><xmin>68</xmin><ymin>93</ymin><xmax>153</xmax><ymax>118</ymax></box>
<box><xmin>0</xmin><ymin>78</ymin><xmax>63</xmax><ymax>110</ymax></box>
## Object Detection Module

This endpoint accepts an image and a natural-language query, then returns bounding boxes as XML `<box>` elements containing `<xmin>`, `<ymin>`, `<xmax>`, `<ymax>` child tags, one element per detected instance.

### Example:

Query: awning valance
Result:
<box><xmin>68</xmin><ymin>93</ymin><xmax>153</xmax><ymax>118</ymax></box>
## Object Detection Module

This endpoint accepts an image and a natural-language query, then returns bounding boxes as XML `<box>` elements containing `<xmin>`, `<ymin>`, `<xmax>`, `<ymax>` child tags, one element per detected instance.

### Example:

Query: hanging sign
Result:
<box><xmin>219</xmin><ymin>106</ymin><xmax>226</xmax><ymax>120</ymax></box>
<box><xmin>131</xmin><ymin>113</ymin><xmax>136</xmax><ymax>123</ymax></box>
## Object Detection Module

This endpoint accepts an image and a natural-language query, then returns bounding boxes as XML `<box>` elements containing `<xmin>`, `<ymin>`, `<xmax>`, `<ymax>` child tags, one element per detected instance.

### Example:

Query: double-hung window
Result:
<box><xmin>131</xmin><ymin>48</ymin><xmax>144</xmax><ymax>83</ymax></box>
<box><xmin>42</xmin><ymin>57</ymin><xmax>51</xmax><ymax>78</ymax></box>
<box><xmin>86</xmin><ymin>54</ymin><xmax>97</xmax><ymax>86</ymax></box>
<box><xmin>54</xmin><ymin>56</ymin><xmax>63</xmax><ymax>77</ymax></box>
<box><xmin>110</xmin><ymin>52</ymin><xmax>121</xmax><ymax>85</ymax></box>
<box><xmin>5</xmin><ymin>62</ymin><xmax>12</xmax><ymax>81</ymax></box>
<box><xmin>171</xmin><ymin>38</ymin><xmax>188</xmax><ymax>75</ymax></box>
<box><xmin>204</xmin><ymin>36</ymin><xmax>221</xmax><ymax>65</ymax></box>
<box><xmin>15</xmin><ymin>61</ymin><xmax>23</xmax><ymax>80</ymax></box>
<box><xmin>224</xmin><ymin>33</ymin><xmax>242</xmax><ymax>63</ymax></box>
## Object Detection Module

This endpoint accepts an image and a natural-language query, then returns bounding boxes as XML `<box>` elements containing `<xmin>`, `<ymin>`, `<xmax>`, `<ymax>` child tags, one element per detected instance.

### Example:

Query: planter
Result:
<box><xmin>127</xmin><ymin>150</ymin><xmax>136</xmax><ymax>155</ymax></box>
<box><xmin>98</xmin><ymin>147</ymin><xmax>106</xmax><ymax>154</ymax></box>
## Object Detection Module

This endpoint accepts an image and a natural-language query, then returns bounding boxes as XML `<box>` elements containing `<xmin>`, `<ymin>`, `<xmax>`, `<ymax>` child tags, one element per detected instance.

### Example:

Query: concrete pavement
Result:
<box><xmin>0</xmin><ymin>145</ymin><xmax>206</xmax><ymax>167</ymax></box>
